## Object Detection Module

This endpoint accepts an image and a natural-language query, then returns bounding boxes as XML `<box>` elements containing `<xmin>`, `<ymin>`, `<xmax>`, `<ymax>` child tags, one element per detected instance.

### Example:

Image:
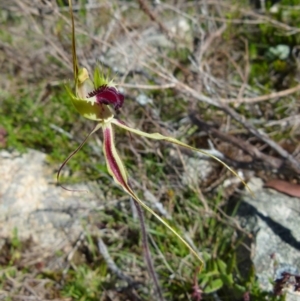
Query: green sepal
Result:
<box><xmin>65</xmin><ymin>84</ymin><xmax>114</xmax><ymax>122</ymax></box>
<box><xmin>93</xmin><ymin>66</ymin><xmax>113</xmax><ymax>89</ymax></box>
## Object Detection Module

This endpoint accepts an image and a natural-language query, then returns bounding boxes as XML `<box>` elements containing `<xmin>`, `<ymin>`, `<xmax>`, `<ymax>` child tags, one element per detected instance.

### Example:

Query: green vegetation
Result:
<box><xmin>0</xmin><ymin>0</ymin><xmax>299</xmax><ymax>300</ymax></box>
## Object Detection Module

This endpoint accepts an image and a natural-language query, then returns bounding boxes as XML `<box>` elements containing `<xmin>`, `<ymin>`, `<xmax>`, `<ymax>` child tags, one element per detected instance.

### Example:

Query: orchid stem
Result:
<box><xmin>132</xmin><ymin>197</ymin><xmax>165</xmax><ymax>301</ymax></box>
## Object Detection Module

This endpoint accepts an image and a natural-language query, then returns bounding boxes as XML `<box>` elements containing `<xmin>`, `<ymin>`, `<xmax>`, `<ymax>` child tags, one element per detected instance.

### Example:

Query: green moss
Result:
<box><xmin>0</xmin><ymin>85</ymin><xmax>107</xmax><ymax>182</ymax></box>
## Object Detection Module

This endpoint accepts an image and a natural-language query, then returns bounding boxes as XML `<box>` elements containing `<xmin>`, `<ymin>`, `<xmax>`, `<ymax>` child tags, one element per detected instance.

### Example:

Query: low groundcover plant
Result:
<box><xmin>59</xmin><ymin>1</ymin><xmax>251</xmax><ymax>299</ymax></box>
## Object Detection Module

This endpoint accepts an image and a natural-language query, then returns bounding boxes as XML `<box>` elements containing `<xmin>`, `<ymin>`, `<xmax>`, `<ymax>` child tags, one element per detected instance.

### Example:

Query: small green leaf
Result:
<box><xmin>216</xmin><ymin>259</ymin><xmax>227</xmax><ymax>275</ymax></box>
<box><xmin>204</xmin><ymin>279</ymin><xmax>223</xmax><ymax>294</ymax></box>
<box><xmin>220</xmin><ymin>273</ymin><xmax>234</xmax><ymax>286</ymax></box>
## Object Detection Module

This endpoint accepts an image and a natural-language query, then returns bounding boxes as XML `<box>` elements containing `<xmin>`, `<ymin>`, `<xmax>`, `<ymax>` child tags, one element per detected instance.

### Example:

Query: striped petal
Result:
<box><xmin>102</xmin><ymin>122</ymin><xmax>204</xmax><ymax>267</ymax></box>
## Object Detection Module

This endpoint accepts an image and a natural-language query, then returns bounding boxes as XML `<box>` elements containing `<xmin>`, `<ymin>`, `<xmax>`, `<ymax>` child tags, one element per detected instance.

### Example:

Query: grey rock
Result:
<box><xmin>0</xmin><ymin>149</ymin><xmax>98</xmax><ymax>250</ymax></box>
<box><xmin>238</xmin><ymin>177</ymin><xmax>300</xmax><ymax>300</ymax></box>
<box><xmin>168</xmin><ymin>149</ymin><xmax>214</xmax><ymax>187</ymax></box>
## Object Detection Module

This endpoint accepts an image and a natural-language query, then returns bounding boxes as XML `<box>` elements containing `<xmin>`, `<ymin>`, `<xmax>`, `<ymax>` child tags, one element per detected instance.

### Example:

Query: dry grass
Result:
<box><xmin>1</xmin><ymin>0</ymin><xmax>300</xmax><ymax>300</ymax></box>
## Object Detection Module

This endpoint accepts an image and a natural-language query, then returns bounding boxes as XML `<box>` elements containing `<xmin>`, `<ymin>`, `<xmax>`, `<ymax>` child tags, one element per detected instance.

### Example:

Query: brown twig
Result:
<box><xmin>196</xmin><ymin>23</ymin><xmax>227</xmax><ymax>64</ymax></box>
<box><xmin>172</xmin><ymin>74</ymin><xmax>300</xmax><ymax>173</ymax></box>
<box><xmin>189</xmin><ymin>114</ymin><xmax>300</xmax><ymax>180</ymax></box>
<box><xmin>136</xmin><ymin>0</ymin><xmax>173</xmax><ymax>41</ymax></box>
<box><xmin>220</xmin><ymin>83</ymin><xmax>300</xmax><ymax>104</ymax></box>
<box><xmin>189</xmin><ymin>113</ymin><xmax>284</xmax><ymax>170</ymax></box>
<box><xmin>220</xmin><ymin>104</ymin><xmax>300</xmax><ymax>173</ymax></box>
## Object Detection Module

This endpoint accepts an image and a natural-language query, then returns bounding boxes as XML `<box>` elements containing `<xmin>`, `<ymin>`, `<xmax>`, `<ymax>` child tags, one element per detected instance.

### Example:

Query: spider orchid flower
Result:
<box><xmin>59</xmin><ymin>0</ymin><xmax>252</xmax><ymax>268</ymax></box>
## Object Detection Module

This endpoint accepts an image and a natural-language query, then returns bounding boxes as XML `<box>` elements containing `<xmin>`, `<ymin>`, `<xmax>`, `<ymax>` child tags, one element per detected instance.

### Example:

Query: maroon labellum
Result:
<box><xmin>87</xmin><ymin>85</ymin><xmax>124</xmax><ymax>110</ymax></box>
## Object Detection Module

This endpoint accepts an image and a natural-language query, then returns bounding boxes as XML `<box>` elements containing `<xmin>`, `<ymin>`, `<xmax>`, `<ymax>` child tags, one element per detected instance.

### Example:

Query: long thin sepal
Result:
<box><xmin>111</xmin><ymin>119</ymin><xmax>253</xmax><ymax>196</ymax></box>
<box><xmin>102</xmin><ymin>123</ymin><xmax>204</xmax><ymax>268</ymax></box>
<box><xmin>57</xmin><ymin>123</ymin><xmax>102</xmax><ymax>190</ymax></box>
<box><xmin>68</xmin><ymin>0</ymin><xmax>78</xmax><ymax>85</ymax></box>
